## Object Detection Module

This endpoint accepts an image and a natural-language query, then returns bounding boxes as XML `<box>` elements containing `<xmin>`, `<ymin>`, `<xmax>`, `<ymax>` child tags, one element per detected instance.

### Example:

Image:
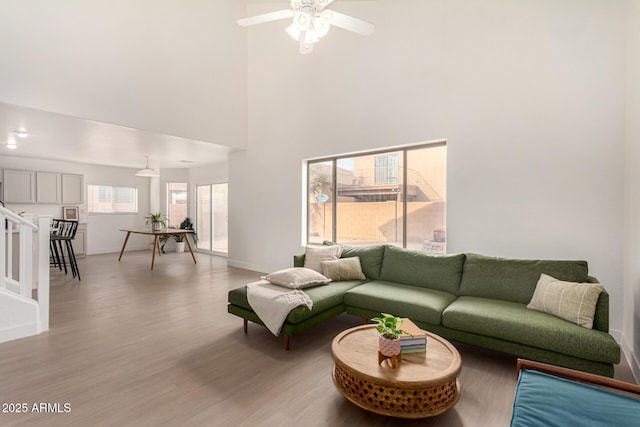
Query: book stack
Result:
<box><xmin>399</xmin><ymin>318</ymin><xmax>427</xmax><ymax>354</ymax></box>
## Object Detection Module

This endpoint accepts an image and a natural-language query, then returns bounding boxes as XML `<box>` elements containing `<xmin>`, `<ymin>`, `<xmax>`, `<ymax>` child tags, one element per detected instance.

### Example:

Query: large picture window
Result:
<box><xmin>306</xmin><ymin>142</ymin><xmax>446</xmax><ymax>253</ymax></box>
<box><xmin>88</xmin><ymin>185</ymin><xmax>138</xmax><ymax>214</ymax></box>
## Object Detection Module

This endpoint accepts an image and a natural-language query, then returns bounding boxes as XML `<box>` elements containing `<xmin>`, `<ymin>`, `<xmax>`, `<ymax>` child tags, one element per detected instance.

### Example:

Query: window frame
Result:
<box><xmin>87</xmin><ymin>185</ymin><xmax>139</xmax><ymax>214</ymax></box>
<box><xmin>305</xmin><ymin>140</ymin><xmax>446</xmax><ymax>249</ymax></box>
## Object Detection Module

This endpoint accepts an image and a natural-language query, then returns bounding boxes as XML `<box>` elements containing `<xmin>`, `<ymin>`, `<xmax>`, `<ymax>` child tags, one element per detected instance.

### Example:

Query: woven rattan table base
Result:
<box><xmin>332</xmin><ymin>362</ymin><xmax>460</xmax><ymax>418</ymax></box>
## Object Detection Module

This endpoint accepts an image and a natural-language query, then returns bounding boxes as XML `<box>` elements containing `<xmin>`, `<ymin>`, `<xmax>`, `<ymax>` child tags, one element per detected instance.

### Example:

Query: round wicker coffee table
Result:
<box><xmin>331</xmin><ymin>324</ymin><xmax>461</xmax><ymax>418</ymax></box>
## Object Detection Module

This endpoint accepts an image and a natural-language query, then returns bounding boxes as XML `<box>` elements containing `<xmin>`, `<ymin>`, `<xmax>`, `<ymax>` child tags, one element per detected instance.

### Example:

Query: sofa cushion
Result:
<box><xmin>527</xmin><ymin>274</ymin><xmax>604</xmax><ymax>329</ymax></box>
<box><xmin>378</xmin><ymin>245</ymin><xmax>465</xmax><ymax>294</ymax></box>
<box><xmin>442</xmin><ymin>296</ymin><xmax>619</xmax><ymax>363</ymax></box>
<box><xmin>262</xmin><ymin>267</ymin><xmax>331</xmax><ymax>289</ymax></box>
<box><xmin>303</xmin><ymin>245</ymin><xmax>342</xmax><ymax>272</ymax></box>
<box><xmin>323</xmin><ymin>241</ymin><xmax>385</xmax><ymax>279</ymax></box>
<box><xmin>228</xmin><ymin>280</ymin><xmax>364</xmax><ymax>325</ymax></box>
<box><xmin>321</xmin><ymin>257</ymin><xmax>366</xmax><ymax>281</ymax></box>
<box><xmin>344</xmin><ymin>280</ymin><xmax>457</xmax><ymax>326</ymax></box>
<box><xmin>510</xmin><ymin>369</ymin><xmax>640</xmax><ymax>427</ymax></box>
<box><xmin>458</xmin><ymin>253</ymin><xmax>589</xmax><ymax>304</ymax></box>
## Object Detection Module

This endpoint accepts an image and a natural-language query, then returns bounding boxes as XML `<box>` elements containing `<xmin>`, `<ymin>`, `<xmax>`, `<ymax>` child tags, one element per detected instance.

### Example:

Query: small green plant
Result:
<box><xmin>372</xmin><ymin>313</ymin><xmax>407</xmax><ymax>340</ymax></box>
<box><xmin>179</xmin><ymin>217</ymin><xmax>198</xmax><ymax>243</ymax></box>
<box><xmin>159</xmin><ymin>217</ymin><xmax>198</xmax><ymax>252</ymax></box>
<box><xmin>145</xmin><ymin>212</ymin><xmax>167</xmax><ymax>228</ymax></box>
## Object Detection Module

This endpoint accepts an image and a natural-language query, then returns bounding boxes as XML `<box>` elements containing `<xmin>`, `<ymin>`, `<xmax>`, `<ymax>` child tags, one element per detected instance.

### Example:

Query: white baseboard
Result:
<box><xmin>621</xmin><ymin>335</ymin><xmax>640</xmax><ymax>384</ymax></box>
<box><xmin>0</xmin><ymin>323</ymin><xmax>39</xmax><ymax>344</ymax></box>
<box><xmin>227</xmin><ymin>259</ymin><xmax>268</xmax><ymax>274</ymax></box>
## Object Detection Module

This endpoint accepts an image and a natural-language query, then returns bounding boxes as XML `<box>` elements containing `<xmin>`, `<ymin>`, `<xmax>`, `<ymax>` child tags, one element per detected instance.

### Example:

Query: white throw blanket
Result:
<box><xmin>246</xmin><ymin>280</ymin><xmax>313</xmax><ymax>336</ymax></box>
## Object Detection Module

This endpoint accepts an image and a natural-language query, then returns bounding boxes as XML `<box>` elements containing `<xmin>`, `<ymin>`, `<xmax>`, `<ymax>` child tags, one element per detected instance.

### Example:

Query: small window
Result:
<box><xmin>88</xmin><ymin>185</ymin><xmax>138</xmax><ymax>213</ymax></box>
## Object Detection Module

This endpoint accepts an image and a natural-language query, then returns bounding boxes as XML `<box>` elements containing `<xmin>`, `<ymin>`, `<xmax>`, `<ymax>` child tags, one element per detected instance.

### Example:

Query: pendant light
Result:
<box><xmin>135</xmin><ymin>156</ymin><xmax>159</xmax><ymax>177</ymax></box>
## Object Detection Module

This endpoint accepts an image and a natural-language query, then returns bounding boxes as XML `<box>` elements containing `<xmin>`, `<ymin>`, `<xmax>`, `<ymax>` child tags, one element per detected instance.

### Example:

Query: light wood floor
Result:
<box><xmin>0</xmin><ymin>251</ymin><xmax>636</xmax><ymax>427</ymax></box>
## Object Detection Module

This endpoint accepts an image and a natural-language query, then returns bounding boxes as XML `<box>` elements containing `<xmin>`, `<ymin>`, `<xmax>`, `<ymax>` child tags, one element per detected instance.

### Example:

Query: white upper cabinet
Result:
<box><xmin>36</xmin><ymin>171</ymin><xmax>62</xmax><ymax>203</ymax></box>
<box><xmin>2</xmin><ymin>169</ymin><xmax>84</xmax><ymax>205</ymax></box>
<box><xmin>62</xmin><ymin>173</ymin><xmax>83</xmax><ymax>204</ymax></box>
<box><xmin>3</xmin><ymin>169</ymin><xmax>36</xmax><ymax>203</ymax></box>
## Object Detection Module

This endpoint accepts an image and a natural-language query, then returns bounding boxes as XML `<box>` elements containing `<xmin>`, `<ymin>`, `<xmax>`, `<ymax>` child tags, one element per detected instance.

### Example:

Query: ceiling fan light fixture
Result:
<box><xmin>293</xmin><ymin>11</ymin><xmax>311</xmax><ymax>31</ymax></box>
<box><xmin>287</xmin><ymin>24</ymin><xmax>320</xmax><ymax>44</ymax></box>
<box><xmin>238</xmin><ymin>0</ymin><xmax>374</xmax><ymax>54</ymax></box>
<box><xmin>313</xmin><ymin>13</ymin><xmax>331</xmax><ymax>38</ymax></box>
<box><xmin>135</xmin><ymin>156</ymin><xmax>159</xmax><ymax>177</ymax></box>
<box><xmin>286</xmin><ymin>23</ymin><xmax>301</xmax><ymax>40</ymax></box>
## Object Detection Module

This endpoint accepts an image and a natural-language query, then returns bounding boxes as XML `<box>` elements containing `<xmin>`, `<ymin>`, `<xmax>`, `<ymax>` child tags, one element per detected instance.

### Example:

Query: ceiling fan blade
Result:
<box><xmin>237</xmin><ymin>10</ymin><xmax>295</xmax><ymax>27</ymax></box>
<box><xmin>327</xmin><ymin>10</ymin><xmax>375</xmax><ymax>36</ymax></box>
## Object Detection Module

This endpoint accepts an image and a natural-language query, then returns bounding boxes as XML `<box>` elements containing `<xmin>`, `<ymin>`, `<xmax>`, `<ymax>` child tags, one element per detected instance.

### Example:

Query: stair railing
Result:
<box><xmin>0</xmin><ymin>207</ymin><xmax>51</xmax><ymax>333</ymax></box>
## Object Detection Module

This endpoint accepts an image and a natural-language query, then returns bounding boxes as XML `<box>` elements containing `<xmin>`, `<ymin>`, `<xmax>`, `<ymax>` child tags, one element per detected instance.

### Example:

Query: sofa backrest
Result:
<box><xmin>378</xmin><ymin>245</ymin><xmax>466</xmax><ymax>294</ymax></box>
<box><xmin>296</xmin><ymin>242</ymin><xmax>386</xmax><ymax>279</ymax></box>
<box><xmin>588</xmin><ymin>276</ymin><xmax>610</xmax><ymax>332</ymax></box>
<box><xmin>338</xmin><ymin>244</ymin><xmax>386</xmax><ymax>280</ymax></box>
<box><xmin>458</xmin><ymin>253</ymin><xmax>590</xmax><ymax>304</ymax></box>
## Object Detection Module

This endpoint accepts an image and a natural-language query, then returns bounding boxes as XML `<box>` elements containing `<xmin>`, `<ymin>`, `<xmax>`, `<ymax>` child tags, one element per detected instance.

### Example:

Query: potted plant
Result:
<box><xmin>372</xmin><ymin>313</ymin><xmax>407</xmax><ymax>368</ymax></box>
<box><xmin>159</xmin><ymin>218</ymin><xmax>198</xmax><ymax>253</ymax></box>
<box><xmin>173</xmin><ymin>233</ymin><xmax>187</xmax><ymax>253</ymax></box>
<box><xmin>179</xmin><ymin>217</ymin><xmax>198</xmax><ymax>245</ymax></box>
<box><xmin>145</xmin><ymin>212</ymin><xmax>167</xmax><ymax>231</ymax></box>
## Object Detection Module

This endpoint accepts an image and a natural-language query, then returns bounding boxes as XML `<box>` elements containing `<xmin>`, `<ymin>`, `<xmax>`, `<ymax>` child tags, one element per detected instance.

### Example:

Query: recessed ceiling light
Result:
<box><xmin>14</xmin><ymin>130</ymin><xmax>28</xmax><ymax>138</ymax></box>
<box><xmin>7</xmin><ymin>143</ymin><xmax>17</xmax><ymax>150</ymax></box>
<box><xmin>178</xmin><ymin>160</ymin><xmax>195</xmax><ymax>164</ymax></box>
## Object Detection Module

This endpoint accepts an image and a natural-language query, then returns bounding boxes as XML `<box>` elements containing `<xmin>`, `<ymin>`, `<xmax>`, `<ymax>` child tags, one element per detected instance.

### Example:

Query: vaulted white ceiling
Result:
<box><xmin>0</xmin><ymin>0</ymin><xmax>248</xmax><ymax>169</ymax></box>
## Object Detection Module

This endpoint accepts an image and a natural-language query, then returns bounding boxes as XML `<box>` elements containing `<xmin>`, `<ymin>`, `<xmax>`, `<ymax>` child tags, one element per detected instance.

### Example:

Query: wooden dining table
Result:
<box><xmin>118</xmin><ymin>229</ymin><xmax>197</xmax><ymax>270</ymax></box>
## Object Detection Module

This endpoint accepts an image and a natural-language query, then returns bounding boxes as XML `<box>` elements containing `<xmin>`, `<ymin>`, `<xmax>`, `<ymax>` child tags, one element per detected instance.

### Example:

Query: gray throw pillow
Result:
<box><xmin>263</xmin><ymin>267</ymin><xmax>331</xmax><ymax>289</ymax></box>
<box><xmin>320</xmin><ymin>257</ymin><xmax>366</xmax><ymax>281</ymax></box>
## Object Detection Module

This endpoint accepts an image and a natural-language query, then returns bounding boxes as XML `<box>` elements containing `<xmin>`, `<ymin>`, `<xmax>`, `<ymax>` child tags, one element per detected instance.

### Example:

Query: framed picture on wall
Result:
<box><xmin>63</xmin><ymin>206</ymin><xmax>79</xmax><ymax>221</ymax></box>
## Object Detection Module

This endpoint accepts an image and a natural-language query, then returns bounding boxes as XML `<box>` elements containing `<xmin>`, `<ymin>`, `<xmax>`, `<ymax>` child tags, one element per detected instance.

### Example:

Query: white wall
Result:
<box><xmin>0</xmin><ymin>156</ymin><xmax>151</xmax><ymax>254</ymax></box>
<box><xmin>0</xmin><ymin>0</ymin><xmax>247</xmax><ymax>149</ymax></box>
<box><xmin>623</xmin><ymin>0</ymin><xmax>640</xmax><ymax>381</ymax></box>
<box><xmin>230</xmin><ymin>0</ymin><xmax>627</xmax><ymax>334</ymax></box>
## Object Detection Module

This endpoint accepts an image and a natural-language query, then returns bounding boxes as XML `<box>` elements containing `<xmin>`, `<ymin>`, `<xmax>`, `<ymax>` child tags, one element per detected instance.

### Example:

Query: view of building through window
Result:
<box><xmin>307</xmin><ymin>143</ymin><xmax>446</xmax><ymax>253</ymax></box>
<box><xmin>196</xmin><ymin>183</ymin><xmax>228</xmax><ymax>254</ymax></box>
<box><xmin>167</xmin><ymin>183</ymin><xmax>188</xmax><ymax>228</ymax></box>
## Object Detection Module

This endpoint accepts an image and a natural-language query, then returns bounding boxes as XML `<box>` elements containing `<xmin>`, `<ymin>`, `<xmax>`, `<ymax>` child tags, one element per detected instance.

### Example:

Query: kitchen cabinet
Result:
<box><xmin>72</xmin><ymin>223</ymin><xmax>87</xmax><ymax>257</ymax></box>
<box><xmin>3</xmin><ymin>169</ymin><xmax>36</xmax><ymax>203</ymax></box>
<box><xmin>62</xmin><ymin>173</ymin><xmax>83</xmax><ymax>204</ymax></box>
<box><xmin>36</xmin><ymin>172</ymin><xmax>62</xmax><ymax>203</ymax></box>
<box><xmin>2</xmin><ymin>169</ymin><xmax>84</xmax><ymax>205</ymax></box>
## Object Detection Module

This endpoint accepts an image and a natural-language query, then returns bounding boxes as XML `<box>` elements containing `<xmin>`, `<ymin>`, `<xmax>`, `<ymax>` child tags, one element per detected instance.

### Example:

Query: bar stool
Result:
<box><xmin>50</xmin><ymin>219</ymin><xmax>80</xmax><ymax>281</ymax></box>
<box><xmin>50</xmin><ymin>219</ymin><xmax>65</xmax><ymax>272</ymax></box>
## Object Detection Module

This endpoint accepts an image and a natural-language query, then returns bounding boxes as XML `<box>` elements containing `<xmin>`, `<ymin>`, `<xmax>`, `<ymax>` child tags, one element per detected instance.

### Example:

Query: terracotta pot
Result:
<box><xmin>379</xmin><ymin>335</ymin><xmax>401</xmax><ymax>357</ymax></box>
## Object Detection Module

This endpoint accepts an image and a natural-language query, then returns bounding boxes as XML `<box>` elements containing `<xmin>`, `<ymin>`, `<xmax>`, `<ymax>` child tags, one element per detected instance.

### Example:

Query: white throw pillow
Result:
<box><xmin>527</xmin><ymin>273</ymin><xmax>604</xmax><ymax>329</ymax></box>
<box><xmin>263</xmin><ymin>267</ymin><xmax>331</xmax><ymax>289</ymax></box>
<box><xmin>303</xmin><ymin>245</ymin><xmax>343</xmax><ymax>273</ymax></box>
<box><xmin>321</xmin><ymin>257</ymin><xmax>366</xmax><ymax>281</ymax></box>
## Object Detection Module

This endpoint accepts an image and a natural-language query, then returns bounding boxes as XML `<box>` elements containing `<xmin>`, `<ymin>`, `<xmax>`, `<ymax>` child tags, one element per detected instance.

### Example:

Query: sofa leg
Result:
<box><xmin>284</xmin><ymin>335</ymin><xmax>290</xmax><ymax>351</ymax></box>
<box><xmin>362</xmin><ymin>317</ymin><xmax>368</xmax><ymax>325</ymax></box>
<box><xmin>243</xmin><ymin>319</ymin><xmax>248</xmax><ymax>334</ymax></box>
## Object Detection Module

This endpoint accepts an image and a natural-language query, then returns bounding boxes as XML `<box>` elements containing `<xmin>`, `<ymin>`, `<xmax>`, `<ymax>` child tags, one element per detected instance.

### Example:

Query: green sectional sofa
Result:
<box><xmin>227</xmin><ymin>244</ymin><xmax>620</xmax><ymax>377</ymax></box>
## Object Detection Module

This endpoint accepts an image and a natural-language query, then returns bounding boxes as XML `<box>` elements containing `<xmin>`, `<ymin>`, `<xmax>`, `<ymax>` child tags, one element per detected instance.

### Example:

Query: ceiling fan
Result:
<box><xmin>238</xmin><ymin>0</ymin><xmax>375</xmax><ymax>54</ymax></box>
